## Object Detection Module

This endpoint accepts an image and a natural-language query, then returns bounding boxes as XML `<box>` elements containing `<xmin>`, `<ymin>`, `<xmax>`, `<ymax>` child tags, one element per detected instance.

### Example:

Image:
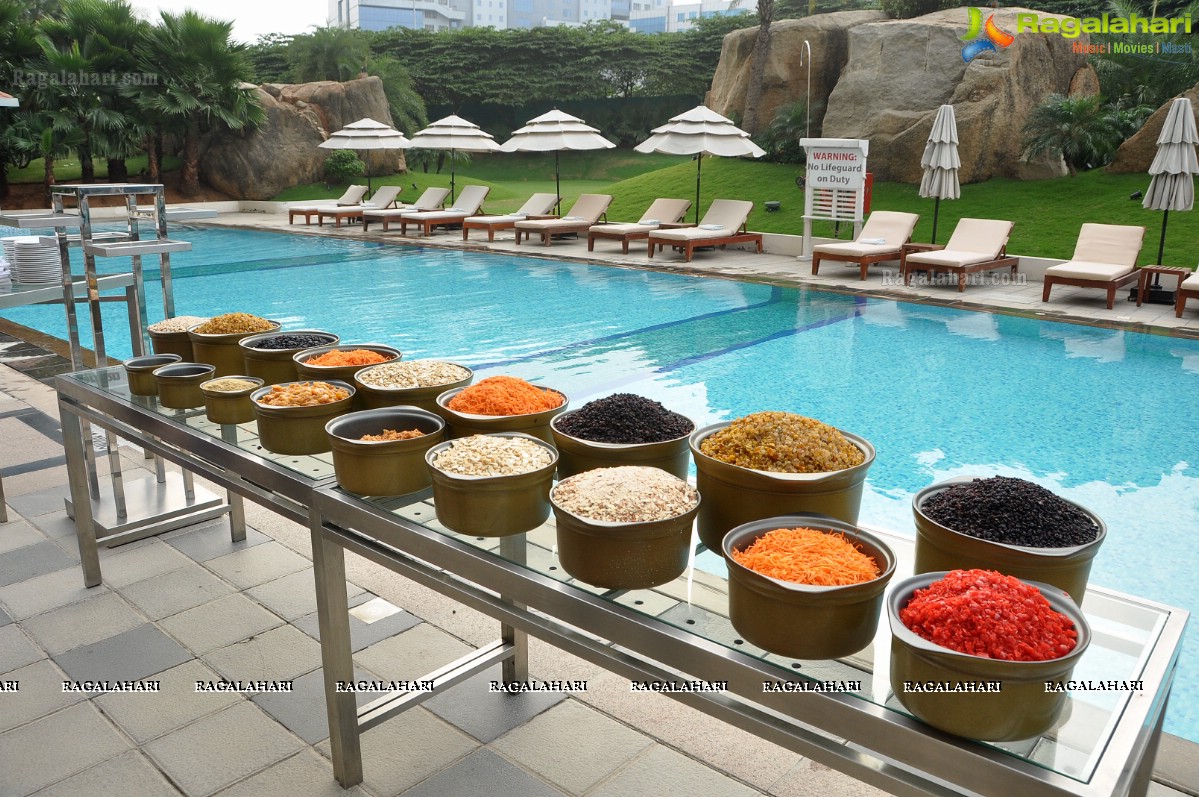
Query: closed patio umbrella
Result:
<box><xmin>319</xmin><ymin>117</ymin><xmax>411</xmax><ymax>194</ymax></box>
<box><xmin>918</xmin><ymin>104</ymin><xmax>960</xmax><ymax>245</ymax></box>
<box><xmin>1142</xmin><ymin>96</ymin><xmax>1198</xmax><ymax>296</ymax></box>
<box><xmin>409</xmin><ymin>115</ymin><xmax>500</xmax><ymax>204</ymax></box>
<box><xmin>500</xmin><ymin>110</ymin><xmax>615</xmax><ymax>215</ymax></box>
<box><xmin>634</xmin><ymin>105</ymin><xmax>765</xmax><ymax>224</ymax></box>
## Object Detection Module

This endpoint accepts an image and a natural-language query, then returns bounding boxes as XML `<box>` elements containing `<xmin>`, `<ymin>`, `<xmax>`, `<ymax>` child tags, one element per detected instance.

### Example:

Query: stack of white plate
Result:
<box><xmin>10</xmin><ymin>237</ymin><xmax>61</xmax><ymax>284</ymax></box>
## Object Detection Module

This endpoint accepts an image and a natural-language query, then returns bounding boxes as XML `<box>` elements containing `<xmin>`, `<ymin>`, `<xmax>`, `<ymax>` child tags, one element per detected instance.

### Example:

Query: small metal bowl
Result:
<box><xmin>326</xmin><ymin>407</ymin><xmax>445</xmax><ymax>496</ymax></box>
<box><xmin>124</xmin><ymin>354</ymin><xmax>181</xmax><ymax>396</ymax></box>
<box><xmin>153</xmin><ymin>362</ymin><xmax>216</xmax><ymax>409</ymax></box>
<box><xmin>201</xmin><ymin>376</ymin><xmax>265</xmax><ymax>425</ymax></box>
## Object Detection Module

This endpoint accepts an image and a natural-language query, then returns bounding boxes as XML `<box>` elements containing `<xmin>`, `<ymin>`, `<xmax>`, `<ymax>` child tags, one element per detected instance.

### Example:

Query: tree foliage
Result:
<box><xmin>1021</xmin><ymin>93</ymin><xmax>1149</xmax><ymax>176</ymax></box>
<box><xmin>288</xmin><ymin>26</ymin><xmax>369</xmax><ymax>82</ymax></box>
<box><xmin>324</xmin><ymin>149</ymin><xmax>364</xmax><ymax>184</ymax></box>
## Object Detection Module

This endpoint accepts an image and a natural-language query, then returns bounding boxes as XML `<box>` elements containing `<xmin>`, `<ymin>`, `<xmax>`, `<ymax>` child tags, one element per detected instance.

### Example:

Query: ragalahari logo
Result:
<box><xmin>961</xmin><ymin>8</ymin><xmax>1015</xmax><ymax>62</ymax></box>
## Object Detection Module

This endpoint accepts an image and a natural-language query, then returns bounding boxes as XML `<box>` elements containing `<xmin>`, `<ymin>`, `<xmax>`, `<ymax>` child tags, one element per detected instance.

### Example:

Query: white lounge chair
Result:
<box><xmin>288</xmin><ymin>185</ymin><xmax>367</xmax><ymax>225</ymax></box>
<box><xmin>587</xmin><ymin>198</ymin><xmax>692</xmax><ymax>254</ymax></box>
<box><xmin>396</xmin><ymin>186</ymin><xmax>491</xmax><ymax>236</ymax></box>
<box><xmin>1176</xmin><ymin>271</ymin><xmax>1199</xmax><ymax>317</ymax></box>
<box><xmin>317</xmin><ymin>185</ymin><xmax>404</xmax><ymax>227</ymax></box>
<box><xmin>461</xmin><ymin>193</ymin><xmax>559</xmax><ymax>241</ymax></box>
<box><xmin>1042</xmin><ymin>223</ymin><xmax>1146</xmax><ymax>310</ymax></box>
<box><xmin>811</xmin><ymin>211</ymin><xmax>920</xmax><ymax>280</ymax></box>
<box><xmin>514</xmin><ymin>194</ymin><xmax>614</xmax><ymax>246</ymax></box>
<box><xmin>360</xmin><ymin>188</ymin><xmax>451</xmax><ymax>232</ymax></box>
<box><xmin>646</xmin><ymin>200</ymin><xmax>761</xmax><ymax>262</ymax></box>
<box><xmin>901</xmin><ymin>218</ymin><xmax>1018</xmax><ymax>292</ymax></box>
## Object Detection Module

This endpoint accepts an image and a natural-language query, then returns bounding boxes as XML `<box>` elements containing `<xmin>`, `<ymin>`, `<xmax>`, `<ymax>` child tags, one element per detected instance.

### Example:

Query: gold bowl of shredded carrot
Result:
<box><xmin>294</xmin><ymin>344</ymin><xmax>401</xmax><ymax>381</ymax></box>
<box><xmin>722</xmin><ymin>516</ymin><xmax>895</xmax><ymax>660</ymax></box>
<box><xmin>436</xmin><ymin>376</ymin><xmax>568</xmax><ymax>445</ymax></box>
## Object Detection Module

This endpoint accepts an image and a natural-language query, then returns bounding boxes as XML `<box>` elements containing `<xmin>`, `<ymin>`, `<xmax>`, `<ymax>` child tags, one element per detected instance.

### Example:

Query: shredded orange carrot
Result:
<box><xmin>306</xmin><ymin>349</ymin><xmax>394</xmax><ymax>367</ymax></box>
<box><xmin>731</xmin><ymin>527</ymin><xmax>880</xmax><ymax>586</ymax></box>
<box><xmin>447</xmin><ymin>376</ymin><xmax>563</xmax><ymax>416</ymax></box>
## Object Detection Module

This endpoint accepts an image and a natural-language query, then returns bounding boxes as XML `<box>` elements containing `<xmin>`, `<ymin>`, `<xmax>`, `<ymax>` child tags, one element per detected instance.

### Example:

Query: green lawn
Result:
<box><xmin>14</xmin><ymin>147</ymin><xmax>1190</xmax><ymax>266</ymax></box>
<box><xmin>274</xmin><ymin>152</ymin><xmax>1192</xmax><ymax>264</ymax></box>
<box><xmin>7</xmin><ymin>154</ymin><xmax>181</xmax><ymax>183</ymax></box>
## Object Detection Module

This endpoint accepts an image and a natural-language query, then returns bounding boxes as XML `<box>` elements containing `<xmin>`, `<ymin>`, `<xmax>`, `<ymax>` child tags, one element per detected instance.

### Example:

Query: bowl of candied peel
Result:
<box><xmin>887</xmin><ymin>568</ymin><xmax>1091</xmax><ymax>742</ymax></box>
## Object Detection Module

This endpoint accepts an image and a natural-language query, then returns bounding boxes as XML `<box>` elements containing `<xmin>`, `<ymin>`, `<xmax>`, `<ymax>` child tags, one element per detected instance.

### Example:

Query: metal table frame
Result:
<box><xmin>55</xmin><ymin>367</ymin><xmax>1188</xmax><ymax>797</ymax></box>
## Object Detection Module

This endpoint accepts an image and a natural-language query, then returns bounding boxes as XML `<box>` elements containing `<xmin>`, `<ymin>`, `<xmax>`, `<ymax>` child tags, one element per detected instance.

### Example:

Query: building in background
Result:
<box><xmin>330</xmin><ymin>0</ymin><xmax>618</xmax><ymax>30</ymax></box>
<box><xmin>628</xmin><ymin>0</ymin><xmax>741</xmax><ymax>32</ymax></box>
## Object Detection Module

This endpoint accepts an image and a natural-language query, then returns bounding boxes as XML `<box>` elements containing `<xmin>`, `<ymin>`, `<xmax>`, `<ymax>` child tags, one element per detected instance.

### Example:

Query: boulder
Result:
<box><xmin>821</xmin><ymin>7</ymin><xmax>1087</xmax><ymax>183</ymax></box>
<box><xmin>1109</xmin><ymin>82</ymin><xmax>1199</xmax><ymax>174</ymax></box>
<box><xmin>1069</xmin><ymin>66</ymin><xmax>1100</xmax><ymax>98</ymax></box>
<box><xmin>199</xmin><ymin>77</ymin><xmax>396</xmax><ymax>200</ymax></box>
<box><xmin>707</xmin><ymin>12</ymin><xmax>887</xmax><ymax>134</ymax></box>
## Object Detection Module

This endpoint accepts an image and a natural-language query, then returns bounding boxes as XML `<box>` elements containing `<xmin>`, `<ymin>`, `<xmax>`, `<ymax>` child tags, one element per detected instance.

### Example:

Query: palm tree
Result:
<box><xmin>34</xmin><ymin>0</ymin><xmax>146</xmax><ymax>183</ymax></box>
<box><xmin>287</xmin><ymin>26</ymin><xmax>369</xmax><ymax>83</ymax></box>
<box><xmin>741</xmin><ymin>0</ymin><xmax>775</xmax><ymax>134</ymax></box>
<box><xmin>135</xmin><ymin>10</ymin><xmax>263</xmax><ymax>196</ymax></box>
<box><xmin>0</xmin><ymin>0</ymin><xmax>39</xmax><ymax>199</ymax></box>
<box><xmin>1021</xmin><ymin>94</ymin><xmax>1127</xmax><ymax>176</ymax></box>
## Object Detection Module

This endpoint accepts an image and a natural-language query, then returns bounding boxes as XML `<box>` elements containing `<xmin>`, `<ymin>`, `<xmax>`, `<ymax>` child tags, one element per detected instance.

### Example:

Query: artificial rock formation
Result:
<box><xmin>819</xmin><ymin>7</ymin><xmax>1087</xmax><ymax>183</ymax></box>
<box><xmin>200</xmin><ymin>77</ymin><xmax>395</xmax><ymax>200</ymax></box>
<box><xmin>1109</xmin><ymin>81</ymin><xmax>1199</xmax><ymax>173</ymax></box>
<box><xmin>707</xmin><ymin>11</ymin><xmax>887</xmax><ymax>135</ymax></box>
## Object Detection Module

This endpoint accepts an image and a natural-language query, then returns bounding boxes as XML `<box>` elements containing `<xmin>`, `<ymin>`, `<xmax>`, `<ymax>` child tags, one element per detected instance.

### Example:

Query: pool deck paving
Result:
<box><xmin>0</xmin><ymin>209</ymin><xmax>1196</xmax><ymax>797</ymax></box>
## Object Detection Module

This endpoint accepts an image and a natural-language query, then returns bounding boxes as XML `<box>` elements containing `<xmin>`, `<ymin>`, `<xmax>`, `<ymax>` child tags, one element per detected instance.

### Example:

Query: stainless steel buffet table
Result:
<box><xmin>56</xmin><ymin>365</ymin><xmax>1189</xmax><ymax>797</ymax></box>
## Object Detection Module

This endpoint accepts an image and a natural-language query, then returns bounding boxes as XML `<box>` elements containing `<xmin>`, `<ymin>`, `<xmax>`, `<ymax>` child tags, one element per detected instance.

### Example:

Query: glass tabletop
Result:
<box><xmin>356</xmin><ymin>490</ymin><xmax>1172</xmax><ymax>785</ymax></box>
<box><xmin>62</xmin><ymin>366</ymin><xmax>336</xmax><ymax>482</ymax></box>
<box><xmin>58</xmin><ymin>366</ymin><xmax>1181</xmax><ymax>786</ymax></box>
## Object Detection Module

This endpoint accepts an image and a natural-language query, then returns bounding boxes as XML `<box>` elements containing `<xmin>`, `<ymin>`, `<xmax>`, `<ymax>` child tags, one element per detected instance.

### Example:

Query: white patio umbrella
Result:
<box><xmin>319</xmin><ymin>117</ymin><xmax>411</xmax><ymax>194</ymax></box>
<box><xmin>500</xmin><ymin>109</ymin><xmax>615</xmax><ymax>214</ymax></box>
<box><xmin>0</xmin><ymin>91</ymin><xmax>18</xmax><ymax>108</ymax></box>
<box><xmin>1142</xmin><ymin>97</ymin><xmax>1199</xmax><ymax>283</ymax></box>
<box><xmin>634</xmin><ymin>105</ymin><xmax>765</xmax><ymax>224</ymax></box>
<box><xmin>918</xmin><ymin>104</ymin><xmax>960</xmax><ymax>245</ymax></box>
<box><xmin>409</xmin><ymin>115</ymin><xmax>500</xmax><ymax>204</ymax></box>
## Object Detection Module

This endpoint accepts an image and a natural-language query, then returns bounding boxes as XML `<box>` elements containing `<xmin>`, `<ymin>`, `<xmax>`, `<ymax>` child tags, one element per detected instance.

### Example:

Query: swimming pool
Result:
<box><xmin>4</xmin><ymin>225</ymin><xmax>1197</xmax><ymax>741</ymax></box>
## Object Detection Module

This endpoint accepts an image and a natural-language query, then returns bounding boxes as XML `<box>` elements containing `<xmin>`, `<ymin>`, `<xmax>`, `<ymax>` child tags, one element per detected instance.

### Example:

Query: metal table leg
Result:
<box><xmin>59</xmin><ymin>398</ymin><xmax>101</xmax><ymax>587</ymax></box>
<box><xmin>499</xmin><ymin>533</ymin><xmax>529</xmax><ymax>684</ymax></box>
<box><xmin>310</xmin><ymin>507</ymin><xmax>362</xmax><ymax>787</ymax></box>
<box><xmin>220</xmin><ymin>424</ymin><xmax>246</xmax><ymax>542</ymax></box>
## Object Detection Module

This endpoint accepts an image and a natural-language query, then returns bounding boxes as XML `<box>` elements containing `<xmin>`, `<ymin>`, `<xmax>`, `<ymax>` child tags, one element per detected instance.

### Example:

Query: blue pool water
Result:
<box><xmin>4</xmin><ymin>226</ymin><xmax>1198</xmax><ymax>740</ymax></box>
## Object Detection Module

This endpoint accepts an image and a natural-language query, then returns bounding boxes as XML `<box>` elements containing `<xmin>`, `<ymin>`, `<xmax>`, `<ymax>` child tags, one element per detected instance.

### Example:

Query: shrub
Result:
<box><xmin>880</xmin><ymin>0</ymin><xmax>957</xmax><ymax>19</ymax></box>
<box><xmin>324</xmin><ymin>149</ymin><xmax>365</xmax><ymax>184</ymax></box>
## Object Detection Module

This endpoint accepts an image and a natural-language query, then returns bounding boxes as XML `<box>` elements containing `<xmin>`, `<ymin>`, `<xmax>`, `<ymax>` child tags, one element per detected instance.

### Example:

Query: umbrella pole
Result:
<box><xmin>450</xmin><ymin>147</ymin><xmax>456</xmax><ymax>204</ymax></box>
<box><xmin>931</xmin><ymin>197</ymin><xmax>940</xmax><ymax>245</ymax></box>
<box><xmin>1154</xmin><ymin>210</ymin><xmax>1169</xmax><ymax>287</ymax></box>
<box><xmin>695</xmin><ymin>154</ymin><xmax>702</xmax><ymax>225</ymax></box>
<box><xmin>555</xmin><ymin>151</ymin><xmax>562</xmax><ymax>216</ymax></box>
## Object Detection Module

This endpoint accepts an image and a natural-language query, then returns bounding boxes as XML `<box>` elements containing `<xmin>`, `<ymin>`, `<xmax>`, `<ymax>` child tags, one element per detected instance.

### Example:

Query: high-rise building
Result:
<box><xmin>628</xmin><ymin>0</ymin><xmax>741</xmax><ymax>32</ymax></box>
<box><xmin>330</xmin><ymin>0</ymin><xmax>617</xmax><ymax>30</ymax></box>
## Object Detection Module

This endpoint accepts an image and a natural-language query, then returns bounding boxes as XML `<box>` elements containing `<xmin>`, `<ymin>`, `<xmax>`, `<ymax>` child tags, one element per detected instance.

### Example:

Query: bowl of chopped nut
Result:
<box><xmin>425</xmin><ymin>432</ymin><xmax>558</xmax><ymax>537</ymax></box>
<box><xmin>326</xmin><ymin>407</ymin><xmax>445</xmax><ymax>496</ymax></box>
<box><xmin>250</xmin><ymin>380</ymin><xmax>355</xmax><ymax>455</ymax></box>
<box><xmin>354</xmin><ymin>359</ymin><xmax>473</xmax><ymax>412</ymax></box>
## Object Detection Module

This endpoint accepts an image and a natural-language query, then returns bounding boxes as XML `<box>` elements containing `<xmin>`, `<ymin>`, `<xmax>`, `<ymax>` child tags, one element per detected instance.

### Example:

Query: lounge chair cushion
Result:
<box><xmin>812</xmin><ymin>241</ymin><xmax>901</xmax><ymax>258</ymax></box>
<box><xmin>906</xmin><ymin>250</ymin><xmax>998</xmax><ymax>268</ymax></box>
<box><xmin>650</xmin><ymin>199</ymin><xmax>753</xmax><ymax>242</ymax></box>
<box><xmin>1181</xmin><ymin>274</ymin><xmax>1199</xmax><ymax>291</ymax></box>
<box><xmin>941</xmin><ymin>218</ymin><xmax>1013</xmax><ymax>257</ymax></box>
<box><xmin>649</xmin><ymin>227</ymin><xmax>740</xmax><ymax>242</ymax></box>
<box><xmin>589</xmin><ymin>221</ymin><xmax>659</xmax><ymax>234</ymax></box>
<box><xmin>1044</xmin><ymin>261</ymin><xmax>1137</xmax><ymax>281</ymax></box>
<box><xmin>516</xmin><ymin>194</ymin><xmax>612</xmax><ymax>230</ymax></box>
<box><xmin>1071</xmin><ymin>223</ymin><xmax>1144</xmax><ymax>266</ymax></box>
<box><xmin>464</xmin><ymin>213</ymin><xmax>523</xmax><ymax>225</ymax></box>
<box><xmin>856</xmin><ymin>211</ymin><xmax>919</xmax><ymax>246</ymax></box>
